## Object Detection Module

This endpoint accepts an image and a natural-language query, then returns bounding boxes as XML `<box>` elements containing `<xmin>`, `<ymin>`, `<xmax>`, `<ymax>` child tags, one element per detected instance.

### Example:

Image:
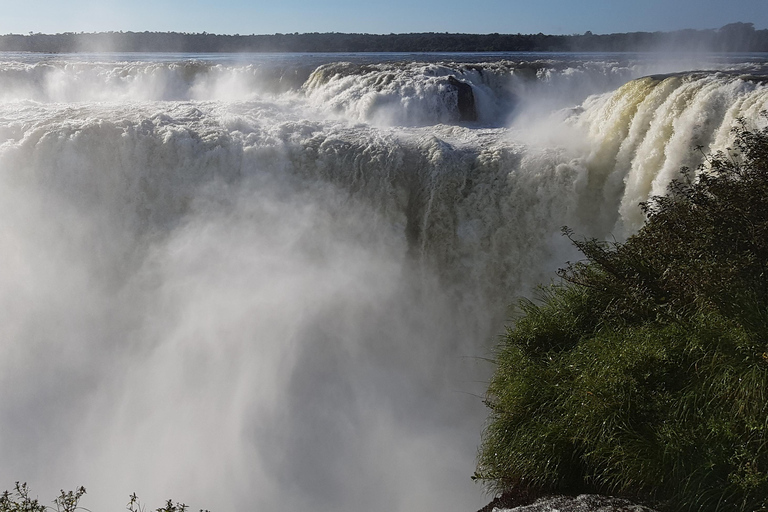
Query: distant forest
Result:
<box><xmin>1</xmin><ymin>23</ymin><xmax>766</xmax><ymax>53</ymax></box>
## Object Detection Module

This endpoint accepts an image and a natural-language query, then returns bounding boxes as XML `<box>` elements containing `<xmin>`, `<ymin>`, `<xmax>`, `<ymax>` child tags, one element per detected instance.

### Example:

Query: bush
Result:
<box><xmin>0</xmin><ymin>485</ymin><xmax>200</xmax><ymax>512</ymax></box>
<box><xmin>0</xmin><ymin>483</ymin><xmax>86</xmax><ymax>512</ymax></box>
<box><xmin>475</xmin><ymin>115</ymin><xmax>768</xmax><ymax>512</ymax></box>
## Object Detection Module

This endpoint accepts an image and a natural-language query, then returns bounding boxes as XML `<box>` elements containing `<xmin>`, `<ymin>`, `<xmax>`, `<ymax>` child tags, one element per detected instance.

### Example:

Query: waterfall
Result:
<box><xmin>0</xmin><ymin>52</ymin><xmax>766</xmax><ymax>512</ymax></box>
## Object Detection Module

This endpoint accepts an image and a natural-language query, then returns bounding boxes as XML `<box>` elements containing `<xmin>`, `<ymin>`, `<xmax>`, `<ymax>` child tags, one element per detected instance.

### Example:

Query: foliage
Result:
<box><xmin>126</xmin><ymin>492</ymin><xmax>208</xmax><ymax>512</ymax></box>
<box><xmin>476</xmin><ymin>115</ymin><xmax>768</xmax><ymax>512</ymax></box>
<box><xmin>0</xmin><ymin>484</ymin><xmax>87</xmax><ymax>512</ymax></box>
<box><xmin>52</xmin><ymin>487</ymin><xmax>87</xmax><ymax>512</ymax></box>
<box><xmin>1</xmin><ymin>483</ymin><xmax>46</xmax><ymax>512</ymax></box>
<box><xmin>0</xmin><ymin>25</ymin><xmax>767</xmax><ymax>53</ymax></box>
<box><xmin>1</xmin><ymin>486</ymin><xmax>207</xmax><ymax>512</ymax></box>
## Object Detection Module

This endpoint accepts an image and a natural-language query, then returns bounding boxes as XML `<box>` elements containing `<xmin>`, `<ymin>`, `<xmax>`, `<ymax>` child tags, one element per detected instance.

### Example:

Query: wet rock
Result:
<box><xmin>477</xmin><ymin>488</ymin><xmax>540</xmax><ymax>512</ymax></box>
<box><xmin>480</xmin><ymin>494</ymin><xmax>658</xmax><ymax>512</ymax></box>
<box><xmin>446</xmin><ymin>75</ymin><xmax>477</xmax><ymax>122</ymax></box>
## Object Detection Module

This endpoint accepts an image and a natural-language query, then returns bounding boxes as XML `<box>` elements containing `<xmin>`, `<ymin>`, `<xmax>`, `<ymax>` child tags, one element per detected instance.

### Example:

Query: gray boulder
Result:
<box><xmin>446</xmin><ymin>75</ymin><xmax>477</xmax><ymax>122</ymax></box>
<box><xmin>489</xmin><ymin>494</ymin><xmax>658</xmax><ymax>512</ymax></box>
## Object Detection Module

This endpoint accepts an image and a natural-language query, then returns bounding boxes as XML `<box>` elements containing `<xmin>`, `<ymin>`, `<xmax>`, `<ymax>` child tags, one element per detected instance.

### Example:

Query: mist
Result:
<box><xmin>0</xmin><ymin>117</ymin><xmax>498</xmax><ymax>512</ymax></box>
<box><xmin>0</xmin><ymin>52</ymin><xmax>766</xmax><ymax>512</ymax></box>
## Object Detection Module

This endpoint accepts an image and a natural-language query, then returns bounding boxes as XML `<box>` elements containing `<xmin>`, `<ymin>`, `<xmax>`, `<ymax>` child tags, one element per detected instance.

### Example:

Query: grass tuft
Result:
<box><xmin>476</xmin><ymin>115</ymin><xmax>768</xmax><ymax>512</ymax></box>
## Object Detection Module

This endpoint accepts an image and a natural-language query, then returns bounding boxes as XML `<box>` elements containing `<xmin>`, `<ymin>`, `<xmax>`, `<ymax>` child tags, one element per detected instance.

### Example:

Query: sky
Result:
<box><xmin>1</xmin><ymin>0</ymin><xmax>767</xmax><ymax>36</ymax></box>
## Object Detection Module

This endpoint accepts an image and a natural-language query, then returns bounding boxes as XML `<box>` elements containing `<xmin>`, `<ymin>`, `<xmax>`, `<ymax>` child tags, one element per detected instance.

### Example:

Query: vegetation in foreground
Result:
<box><xmin>0</xmin><ymin>483</ymin><xmax>197</xmax><ymax>512</ymax></box>
<box><xmin>475</xmin><ymin>116</ymin><xmax>768</xmax><ymax>512</ymax></box>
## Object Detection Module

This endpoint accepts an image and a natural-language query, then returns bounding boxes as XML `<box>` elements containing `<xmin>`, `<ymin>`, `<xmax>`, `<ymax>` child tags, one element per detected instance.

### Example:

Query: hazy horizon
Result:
<box><xmin>2</xmin><ymin>0</ymin><xmax>767</xmax><ymax>39</ymax></box>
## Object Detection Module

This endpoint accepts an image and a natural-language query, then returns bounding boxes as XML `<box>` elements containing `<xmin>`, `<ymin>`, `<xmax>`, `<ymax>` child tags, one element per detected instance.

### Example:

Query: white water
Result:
<box><xmin>0</xmin><ymin>52</ymin><xmax>767</xmax><ymax>512</ymax></box>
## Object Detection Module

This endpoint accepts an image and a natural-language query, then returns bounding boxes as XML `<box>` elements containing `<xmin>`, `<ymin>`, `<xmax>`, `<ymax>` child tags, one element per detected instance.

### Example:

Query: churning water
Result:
<box><xmin>0</xmin><ymin>51</ymin><xmax>767</xmax><ymax>512</ymax></box>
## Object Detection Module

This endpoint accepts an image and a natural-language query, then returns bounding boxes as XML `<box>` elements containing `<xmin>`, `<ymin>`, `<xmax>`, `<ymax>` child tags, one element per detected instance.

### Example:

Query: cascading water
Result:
<box><xmin>0</xmin><ymin>52</ymin><xmax>766</xmax><ymax>512</ymax></box>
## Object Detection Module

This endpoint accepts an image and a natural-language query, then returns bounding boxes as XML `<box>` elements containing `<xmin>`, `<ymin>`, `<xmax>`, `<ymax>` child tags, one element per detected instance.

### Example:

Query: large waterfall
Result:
<box><xmin>0</xmin><ymin>52</ymin><xmax>766</xmax><ymax>512</ymax></box>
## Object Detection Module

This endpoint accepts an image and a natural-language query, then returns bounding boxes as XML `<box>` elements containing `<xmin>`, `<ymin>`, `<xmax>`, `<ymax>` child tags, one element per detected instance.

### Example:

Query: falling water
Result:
<box><xmin>0</xmin><ymin>51</ymin><xmax>766</xmax><ymax>512</ymax></box>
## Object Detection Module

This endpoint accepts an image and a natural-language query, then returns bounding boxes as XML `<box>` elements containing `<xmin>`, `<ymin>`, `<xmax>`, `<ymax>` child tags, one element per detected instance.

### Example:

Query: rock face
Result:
<box><xmin>446</xmin><ymin>75</ymin><xmax>477</xmax><ymax>122</ymax></box>
<box><xmin>481</xmin><ymin>494</ymin><xmax>659</xmax><ymax>512</ymax></box>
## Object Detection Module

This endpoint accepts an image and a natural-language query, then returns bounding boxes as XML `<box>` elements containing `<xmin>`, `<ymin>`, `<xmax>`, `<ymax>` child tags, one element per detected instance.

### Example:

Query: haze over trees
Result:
<box><xmin>0</xmin><ymin>23</ymin><xmax>766</xmax><ymax>53</ymax></box>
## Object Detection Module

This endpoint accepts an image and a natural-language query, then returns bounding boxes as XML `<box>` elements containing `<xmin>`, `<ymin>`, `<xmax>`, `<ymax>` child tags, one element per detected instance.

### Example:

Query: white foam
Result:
<box><xmin>0</xmin><ymin>54</ymin><xmax>766</xmax><ymax>512</ymax></box>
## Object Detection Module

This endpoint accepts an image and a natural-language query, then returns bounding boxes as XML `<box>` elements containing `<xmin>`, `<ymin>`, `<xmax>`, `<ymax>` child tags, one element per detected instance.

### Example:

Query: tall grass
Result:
<box><xmin>476</xmin><ymin>116</ymin><xmax>768</xmax><ymax>512</ymax></box>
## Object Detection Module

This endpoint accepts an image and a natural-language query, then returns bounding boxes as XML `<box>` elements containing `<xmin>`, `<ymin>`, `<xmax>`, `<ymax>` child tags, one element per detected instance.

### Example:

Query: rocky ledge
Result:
<box><xmin>479</xmin><ymin>494</ymin><xmax>658</xmax><ymax>512</ymax></box>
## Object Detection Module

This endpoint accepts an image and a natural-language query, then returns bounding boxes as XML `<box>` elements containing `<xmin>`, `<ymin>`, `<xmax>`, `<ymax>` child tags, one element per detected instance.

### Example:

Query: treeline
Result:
<box><xmin>1</xmin><ymin>22</ymin><xmax>766</xmax><ymax>53</ymax></box>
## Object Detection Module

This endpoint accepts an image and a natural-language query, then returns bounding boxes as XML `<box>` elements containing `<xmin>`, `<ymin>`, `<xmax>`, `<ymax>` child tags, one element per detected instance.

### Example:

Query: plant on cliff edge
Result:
<box><xmin>1</xmin><ymin>486</ymin><xmax>204</xmax><ymax>512</ymax></box>
<box><xmin>475</xmin><ymin>115</ymin><xmax>768</xmax><ymax>512</ymax></box>
<box><xmin>0</xmin><ymin>483</ymin><xmax>87</xmax><ymax>512</ymax></box>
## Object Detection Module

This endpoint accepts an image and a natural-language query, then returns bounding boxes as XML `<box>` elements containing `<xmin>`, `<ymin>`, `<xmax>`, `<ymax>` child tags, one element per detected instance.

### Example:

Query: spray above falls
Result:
<box><xmin>0</xmin><ymin>52</ymin><xmax>767</xmax><ymax>512</ymax></box>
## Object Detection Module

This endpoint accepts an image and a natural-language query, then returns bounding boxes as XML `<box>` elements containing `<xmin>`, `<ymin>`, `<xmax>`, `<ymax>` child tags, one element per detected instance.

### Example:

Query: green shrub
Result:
<box><xmin>0</xmin><ymin>484</ymin><xmax>86</xmax><ymax>512</ymax></box>
<box><xmin>476</xmin><ymin>116</ymin><xmax>768</xmax><ymax>512</ymax></box>
<box><xmin>0</xmin><ymin>485</ymin><xmax>202</xmax><ymax>512</ymax></box>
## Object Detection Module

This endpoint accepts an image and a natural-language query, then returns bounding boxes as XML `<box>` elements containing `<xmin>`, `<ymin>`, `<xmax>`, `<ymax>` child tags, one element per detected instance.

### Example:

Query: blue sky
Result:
<box><xmin>2</xmin><ymin>0</ymin><xmax>767</xmax><ymax>35</ymax></box>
